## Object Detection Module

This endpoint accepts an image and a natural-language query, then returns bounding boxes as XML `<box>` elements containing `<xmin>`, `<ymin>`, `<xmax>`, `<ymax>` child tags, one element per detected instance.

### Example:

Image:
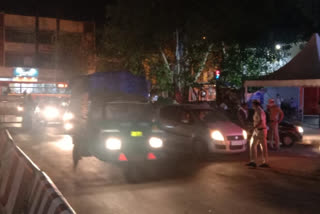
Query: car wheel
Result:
<box><xmin>281</xmin><ymin>133</ymin><xmax>296</xmax><ymax>147</ymax></box>
<box><xmin>192</xmin><ymin>140</ymin><xmax>208</xmax><ymax>161</ymax></box>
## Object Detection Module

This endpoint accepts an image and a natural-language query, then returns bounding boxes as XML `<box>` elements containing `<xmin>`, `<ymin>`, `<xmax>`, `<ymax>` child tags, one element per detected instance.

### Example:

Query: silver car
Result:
<box><xmin>159</xmin><ymin>104</ymin><xmax>248</xmax><ymax>159</ymax></box>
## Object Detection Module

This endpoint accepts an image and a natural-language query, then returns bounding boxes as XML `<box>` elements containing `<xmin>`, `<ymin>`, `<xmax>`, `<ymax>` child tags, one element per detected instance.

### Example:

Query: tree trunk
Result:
<box><xmin>194</xmin><ymin>43</ymin><xmax>214</xmax><ymax>82</ymax></box>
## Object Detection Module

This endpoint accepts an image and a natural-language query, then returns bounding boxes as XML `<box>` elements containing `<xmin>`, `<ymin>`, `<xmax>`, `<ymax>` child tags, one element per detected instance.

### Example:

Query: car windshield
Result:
<box><xmin>104</xmin><ymin>102</ymin><xmax>154</xmax><ymax>122</ymax></box>
<box><xmin>192</xmin><ymin>108</ymin><xmax>229</xmax><ymax>122</ymax></box>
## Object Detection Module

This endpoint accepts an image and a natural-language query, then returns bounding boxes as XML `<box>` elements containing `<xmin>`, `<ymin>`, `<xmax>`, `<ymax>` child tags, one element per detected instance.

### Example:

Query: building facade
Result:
<box><xmin>0</xmin><ymin>13</ymin><xmax>95</xmax><ymax>82</ymax></box>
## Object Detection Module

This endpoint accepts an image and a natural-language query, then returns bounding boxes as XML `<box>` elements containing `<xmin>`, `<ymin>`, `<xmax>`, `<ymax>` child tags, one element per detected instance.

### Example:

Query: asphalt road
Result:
<box><xmin>11</xmin><ymin>127</ymin><xmax>320</xmax><ymax>214</ymax></box>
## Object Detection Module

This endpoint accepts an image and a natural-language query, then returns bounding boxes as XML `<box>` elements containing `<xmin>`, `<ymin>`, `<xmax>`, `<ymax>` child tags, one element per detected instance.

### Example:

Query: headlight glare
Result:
<box><xmin>64</xmin><ymin>123</ymin><xmax>73</xmax><ymax>130</ymax></box>
<box><xmin>105</xmin><ymin>138</ymin><xmax>122</xmax><ymax>150</ymax></box>
<box><xmin>43</xmin><ymin>107</ymin><xmax>59</xmax><ymax>119</ymax></box>
<box><xmin>17</xmin><ymin>106</ymin><xmax>24</xmax><ymax>112</ymax></box>
<box><xmin>149</xmin><ymin>137</ymin><xmax>163</xmax><ymax>148</ymax></box>
<box><xmin>296</xmin><ymin>126</ymin><xmax>304</xmax><ymax>134</ymax></box>
<box><xmin>243</xmin><ymin>130</ymin><xmax>248</xmax><ymax>140</ymax></box>
<box><xmin>211</xmin><ymin>130</ymin><xmax>224</xmax><ymax>141</ymax></box>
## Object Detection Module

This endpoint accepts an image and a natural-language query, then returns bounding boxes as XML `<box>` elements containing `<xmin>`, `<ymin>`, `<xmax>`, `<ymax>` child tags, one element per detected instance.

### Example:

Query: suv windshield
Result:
<box><xmin>105</xmin><ymin>102</ymin><xmax>154</xmax><ymax>122</ymax></box>
<box><xmin>192</xmin><ymin>109</ymin><xmax>229</xmax><ymax>122</ymax></box>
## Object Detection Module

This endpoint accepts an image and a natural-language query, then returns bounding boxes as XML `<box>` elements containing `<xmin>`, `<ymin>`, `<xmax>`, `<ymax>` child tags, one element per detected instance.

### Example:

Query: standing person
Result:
<box><xmin>276</xmin><ymin>93</ymin><xmax>282</xmax><ymax>108</ymax></box>
<box><xmin>267</xmin><ymin>99</ymin><xmax>284</xmax><ymax>150</ymax></box>
<box><xmin>22</xmin><ymin>94</ymin><xmax>35</xmax><ymax>130</ymax></box>
<box><xmin>246</xmin><ymin>100</ymin><xmax>269</xmax><ymax>168</ymax></box>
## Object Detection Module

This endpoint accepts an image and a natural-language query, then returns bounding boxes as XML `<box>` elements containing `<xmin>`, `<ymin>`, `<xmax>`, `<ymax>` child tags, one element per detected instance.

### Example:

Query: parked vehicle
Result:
<box><xmin>159</xmin><ymin>104</ymin><xmax>248</xmax><ymax>159</ymax></box>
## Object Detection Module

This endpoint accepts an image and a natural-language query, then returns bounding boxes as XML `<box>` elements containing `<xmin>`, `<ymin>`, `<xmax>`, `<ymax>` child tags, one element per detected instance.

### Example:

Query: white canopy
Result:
<box><xmin>245</xmin><ymin>33</ymin><xmax>320</xmax><ymax>87</ymax></box>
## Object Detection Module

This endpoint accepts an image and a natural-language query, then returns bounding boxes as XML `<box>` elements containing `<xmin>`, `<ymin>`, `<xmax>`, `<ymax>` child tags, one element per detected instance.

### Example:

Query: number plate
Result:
<box><xmin>131</xmin><ymin>131</ymin><xmax>143</xmax><ymax>137</ymax></box>
<box><xmin>231</xmin><ymin>141</ymin><xmax>244</xmax><ymax>146</ymax></box>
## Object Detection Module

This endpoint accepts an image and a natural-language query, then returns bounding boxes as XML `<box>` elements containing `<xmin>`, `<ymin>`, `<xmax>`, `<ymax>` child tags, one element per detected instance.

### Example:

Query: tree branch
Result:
<box><xmin>194</xmin><ymin>43</ymin><xmax>214</xmax><ymax>82</ymax></box>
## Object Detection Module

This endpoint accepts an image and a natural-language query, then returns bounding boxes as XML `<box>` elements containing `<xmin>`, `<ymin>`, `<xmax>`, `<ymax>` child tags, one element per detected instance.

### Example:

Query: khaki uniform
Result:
<box><xmin>268</xmin><ymin>105</ymin><xmax>284</xmax><ymax>149</ymax></box>
<box><xmin>250</xmin><ymin>106</ymin><xmax>268</xmax><ymax>164</ymax></box>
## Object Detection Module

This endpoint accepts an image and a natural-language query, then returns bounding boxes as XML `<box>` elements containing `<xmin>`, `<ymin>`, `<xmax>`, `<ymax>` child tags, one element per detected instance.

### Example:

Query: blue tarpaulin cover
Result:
<box><xmin>88</xmin><ymin>71</ymin><xmax>150</xmax><ymax>98</ymax></box>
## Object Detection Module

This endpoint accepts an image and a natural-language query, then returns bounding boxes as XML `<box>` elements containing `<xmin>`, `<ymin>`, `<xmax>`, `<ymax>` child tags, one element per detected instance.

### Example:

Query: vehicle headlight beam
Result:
<box><xmin>149</xmin><ymin>137</ymin><xmax>163</xmax><ymax>148</ymax></box>
<box><xmin>105</xmin><ymin>137</ymin><xmax>122</xmax><ymax>150</ymax></box>
<box><xmin>211</xmin><ymin>130</ymin><xmax>224</xmax><ymax>141</ymax></box>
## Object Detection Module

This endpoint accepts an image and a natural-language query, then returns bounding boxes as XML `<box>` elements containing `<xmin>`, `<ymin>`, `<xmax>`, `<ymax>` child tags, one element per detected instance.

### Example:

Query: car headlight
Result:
<box><xmin>63</xmin><ymin>112</ymin><xmax>74</xmax><ymax>121</ymax></box>
<box><xmin>43</xmin><ymin>107</ymin><xmax>59</xmax><ymax>119</ymax></box>
<box><xmin>211</xmin><ymin>130</ymin><xmax>224</xmax><ymax>141</ymax></box>
<box><xmin>64</xmin><ymin>123</ymin><xmax>73</xmax><ymax>130</ymax></box>
<box><xmin>296</xmin><ymin>126</ymin><xmax>304</xmax><ymax>134</ymax></box>
<box><xmin>149</xmin><ymin>137</ymin><xmax>163</xmax><ymax>148</ymax></box>
<box><xmin>242</xmin><ymin>130</ymin><xmax>248</xmax><ymax>140</ymax></box>
<box><xmin>17</xmin><ymin>106</ymin><xmax>24</xmax><ymax>112</ymax></box>
<box><xmin>105</xmin><ymin>137</ymin><xmax>122</xmax><ymax>150</ymax></box>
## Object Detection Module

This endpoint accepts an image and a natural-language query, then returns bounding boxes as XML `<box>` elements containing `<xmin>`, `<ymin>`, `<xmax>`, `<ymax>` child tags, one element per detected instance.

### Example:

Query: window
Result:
<box><xmin>38</xmin><ymin>31</ymin><xmax>55</xmax><ymax>44</ymax></box>
<box><xmin>5</xmin><ymin>53</ymin><xmax>34</xmax><ymax>67</ymax></box>
<box><xmin>5</xmin><ymin>28</ymin><xmax>35</xmax><ymax>43</ymax></box>
<box><xmin>37</xmin><ymin>54</ymin><xmax>54</xmax><ymax>68</ymax></box>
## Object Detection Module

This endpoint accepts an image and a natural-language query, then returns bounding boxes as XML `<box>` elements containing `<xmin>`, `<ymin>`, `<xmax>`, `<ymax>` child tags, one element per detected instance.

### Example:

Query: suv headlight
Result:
<box><xmin>243</xmin><ymin>130</ymin><xmax>248</xmax><ymax>140</ymax></box>
<box><xmin>149</xmin><ymin>137</ymin><xmax>163</xmax><ymax>148</ymax></box>
<box><xmin>105</xmin><ymin>137</ymin><xmax>122</xmax><ymax>150</ymax></box>
<box><xmin>211</xmin><ymin>130</ymin><xmax>224</xmax><ymax>141</ymax></box>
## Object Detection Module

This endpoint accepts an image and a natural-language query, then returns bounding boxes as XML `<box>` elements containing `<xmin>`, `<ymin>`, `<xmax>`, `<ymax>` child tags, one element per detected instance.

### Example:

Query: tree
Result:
<box><xmin>102</xmin><ymin>0</ymin><xmax>310</xmax><ymax>99</ymax></box>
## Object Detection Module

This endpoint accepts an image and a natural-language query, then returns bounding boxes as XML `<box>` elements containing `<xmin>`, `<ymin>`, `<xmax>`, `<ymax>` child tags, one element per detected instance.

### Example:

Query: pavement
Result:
<box><xmin>5</xmin><ymin>126</ymin><xmax>320</xmax><ymax>214</ymax></box>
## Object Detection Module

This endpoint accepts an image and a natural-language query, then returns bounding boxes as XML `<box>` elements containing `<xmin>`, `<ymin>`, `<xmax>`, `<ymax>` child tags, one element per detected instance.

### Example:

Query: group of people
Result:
<box><xmin>237</xmin><ymin>98</ymin><xmax>284</xmax><ymax>168</ymax></box>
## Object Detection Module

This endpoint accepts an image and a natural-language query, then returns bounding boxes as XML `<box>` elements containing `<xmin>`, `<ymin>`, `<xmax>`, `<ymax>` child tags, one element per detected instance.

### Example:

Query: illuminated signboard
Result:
<box><xmin>13</xmin><ymin>67</ymin><xmax>39</xmax><ymax>78</ymax></box>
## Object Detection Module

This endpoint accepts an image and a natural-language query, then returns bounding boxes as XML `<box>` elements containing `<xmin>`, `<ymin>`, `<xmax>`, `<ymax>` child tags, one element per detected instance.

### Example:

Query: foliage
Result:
<box><xmin>102</xmin><ymin>0</ymin><xmax>311</xmax><ymax>95</ymax></box>
<box><xmin>213</xmin><ymin>44</ymin><xmax>292</xmax><ymax>88</ymax></box>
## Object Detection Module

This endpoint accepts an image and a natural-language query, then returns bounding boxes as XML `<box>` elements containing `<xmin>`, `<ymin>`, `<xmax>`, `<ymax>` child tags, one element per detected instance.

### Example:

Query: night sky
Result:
<box><xmin>0</xmin><ymin>0</ymin><xmax>112</xmax><ymax>23</ymax></box>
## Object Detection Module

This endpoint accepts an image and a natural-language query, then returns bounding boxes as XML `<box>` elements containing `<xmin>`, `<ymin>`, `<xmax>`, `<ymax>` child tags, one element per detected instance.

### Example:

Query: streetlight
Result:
<box><xmin>275</xmin><ymin>44</ymin><xmax>281</xmax><ymax>50</ymax></box>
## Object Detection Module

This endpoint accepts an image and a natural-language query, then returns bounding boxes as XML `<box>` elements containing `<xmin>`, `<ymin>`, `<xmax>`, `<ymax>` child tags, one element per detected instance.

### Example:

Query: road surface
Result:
<box><xmin>10</xmin><ymin>127</ymin><xmax>320</xmax><ymax>214</ymax></box>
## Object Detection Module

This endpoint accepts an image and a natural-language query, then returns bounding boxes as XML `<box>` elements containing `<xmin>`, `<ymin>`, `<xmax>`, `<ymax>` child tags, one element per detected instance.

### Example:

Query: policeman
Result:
<box><xmin>267</xmin><ymin>99</ymin><xmax>284</xmax><ymax>150</ymax></box>
<box><xmin>246</xmin><ymin>100</ymin><xmax>269</xmax><ymax>168</ymax></box>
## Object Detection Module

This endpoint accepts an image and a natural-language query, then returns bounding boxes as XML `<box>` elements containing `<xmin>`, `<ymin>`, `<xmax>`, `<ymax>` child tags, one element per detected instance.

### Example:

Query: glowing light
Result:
<box><xmin>63</xmin><ymin>112</ymin><xmax>74</xmax><ymax>121</ymax></box>
<box><xmin>275</xmin><ymin>44</ymin><xmax>281</xmax><ymax>50</ymax></box>
<box><xmin>105</xmin><ymin>138</ymin><xmax>122</xmax><ymax>150</ymax></box>
<box><xmin>17</xmin><ymin>106</ymin><xmax>24</xmax><ymax>112</ymax></box>
<box><xmin>43</xmin><ymin>107</ymin><xmax>59</xmax><ymax>119</ymax></box>
<box><xmin>64</xmin><ymin>123</ymin><xmax>73</xmax><ymax>131</ymax></box>
<box><xmin>243</xmin><ymin>130</ymin><xmax>248</xmax><ymax>140</ymax></box>
<box><xmin>149</xmin><ymin>137</ymin><xmax>163</xmax><ymax>148</ymax></box>
<box><xmin>55</xmin><ymin>135</ymin><xmax>73</xmax><ymax>151</ymax></box>
<box><xmin>147</xmin><ymin>152</ymin><xmax>157</xmax><ymax>160</ymax></box>
<box><xmin>211</xmin><ymin>130</ymin><xmax>224</xmax><ymax>141</ymax></box>
<box><xmin>118</xmin><ymin>153</ymin><xmax>128</xmax><ymax>161</ymax></box>
<box><xmin>296</xmin><ymin>126</ymin><xmax>304</xmax><ymax>134</ymax></box>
